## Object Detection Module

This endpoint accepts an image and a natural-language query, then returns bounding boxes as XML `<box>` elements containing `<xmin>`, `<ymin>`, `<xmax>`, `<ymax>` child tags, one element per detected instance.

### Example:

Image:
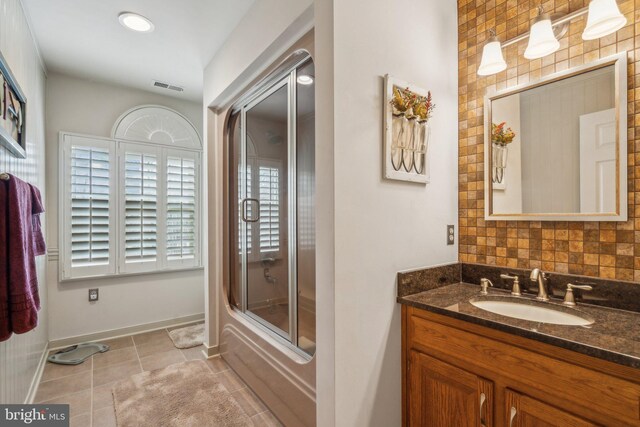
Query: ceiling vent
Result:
<box><xmin>152</xmin><ymin>80</ymin><xmax>184</xmax><ymax>92</ymax></box>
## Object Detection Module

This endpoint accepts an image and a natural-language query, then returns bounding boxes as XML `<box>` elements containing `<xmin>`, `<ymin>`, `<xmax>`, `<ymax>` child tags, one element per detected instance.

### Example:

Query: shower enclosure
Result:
<box><xmin>227</xmin><ymin>51</ymin><xmax>316</xmax><ymax>357</ymax></box>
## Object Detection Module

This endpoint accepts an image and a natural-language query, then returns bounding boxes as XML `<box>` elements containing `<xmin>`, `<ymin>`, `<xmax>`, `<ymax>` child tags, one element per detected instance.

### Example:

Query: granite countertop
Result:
<box><xmin>398</xmin><ymin>283</ymin><xmax>640</xmax><ymax>369</ymax></box>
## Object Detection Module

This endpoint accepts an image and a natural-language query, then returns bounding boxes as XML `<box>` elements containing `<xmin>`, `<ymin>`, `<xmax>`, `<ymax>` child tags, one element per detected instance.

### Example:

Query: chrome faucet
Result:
<box><xmin>530</xmin><ymin>268</ymin><xmax>550</xmax><ymax>301</ymax></box>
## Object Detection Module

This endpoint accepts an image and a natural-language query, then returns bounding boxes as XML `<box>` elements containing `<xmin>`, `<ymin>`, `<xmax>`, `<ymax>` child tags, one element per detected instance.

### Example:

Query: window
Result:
<box><xmin>60</xmin><ymin>134</ymin><xmax>201</xmax><ymax>280</ymax></box>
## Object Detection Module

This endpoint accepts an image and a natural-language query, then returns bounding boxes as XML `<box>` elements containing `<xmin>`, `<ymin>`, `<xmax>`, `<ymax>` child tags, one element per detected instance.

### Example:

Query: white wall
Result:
<box><xmin>316</xmin><ymin>0</ymin><xmax>459</xmax><ymax>424</ymax></box>
<box><xmin>0</xmin><ymin>0</ymin><xmax>48</xmax><ymax>404</ymax></box>
<box><xmin>492</xmin><ymin>94</ymin><xmax>523</xmax><ymax>214</ymax></box>
<box><xmin>45</xmin><ymin>73</ymin><xmax>205</xmax><ymax>341</ymax></box>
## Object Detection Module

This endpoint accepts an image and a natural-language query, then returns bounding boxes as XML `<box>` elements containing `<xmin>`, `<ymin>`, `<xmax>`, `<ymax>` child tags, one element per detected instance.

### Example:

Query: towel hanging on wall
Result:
<box><xmin>0</xmin><ymin>173</ymin><xmax>46</xmax><ymax>342</ymax></box>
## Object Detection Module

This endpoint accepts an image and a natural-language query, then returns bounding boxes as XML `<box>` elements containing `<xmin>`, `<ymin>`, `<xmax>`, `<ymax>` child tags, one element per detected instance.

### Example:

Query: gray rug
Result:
<box><xmin>112</xmin><ymin>360</ymin><xmax>252</xmax><ymax>427</ymax></box>
<box><xmin>169</xmin><ymin>323</ymin><xmax>204</xmax><ymax>349</ymax></box>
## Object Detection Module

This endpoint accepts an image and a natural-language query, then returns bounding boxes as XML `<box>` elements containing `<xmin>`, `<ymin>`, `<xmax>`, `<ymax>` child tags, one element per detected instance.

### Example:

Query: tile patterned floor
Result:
<box><xmin>36</xmin><ymin>326</ymin><xmax>282</xmax><ymax>427</ymax></box>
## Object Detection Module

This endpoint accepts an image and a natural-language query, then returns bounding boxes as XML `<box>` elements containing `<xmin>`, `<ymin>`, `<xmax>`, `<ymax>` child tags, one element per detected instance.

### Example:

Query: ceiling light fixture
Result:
<box><xmin>118</xmin><ymin>12</ymin><xmax>154</xmax><ymax>33</ymax></box>
<box><xmin>297</xmin><ymin>75</ymin><xmax>314</xmax><ymax>85</ymax></box>
<box><xmin>477</xmin><ymin>0</ymin><xmax>627</xmax><ymax>76</ymax></box>
<box><xmin>524</xmin><ymin>7</ymin><xmax>560</xmax><ymax>59</ymax></box>
<box><xmin>477</xmin><ymin>30</ymin><xmax>507</xmax><ymax>76</ymax></box>
<box><xmin>582</xmin><ymin>0</ymin><xmax>627</xmax><ymax>40</ymax></box>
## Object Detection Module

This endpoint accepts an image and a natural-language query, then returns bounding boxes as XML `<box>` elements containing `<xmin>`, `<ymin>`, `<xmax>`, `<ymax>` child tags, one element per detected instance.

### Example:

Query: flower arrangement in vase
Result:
<box><xmin>491</xmin><ymin>122</ymin><xmax>516</xmax><ymax>185</ymax></box>
<box><xmin>491</xmin><ymin>122</ymin><xmax>516</xmax><ymax>146</ymax></box>
<box><xmin>388</xmin><ymin>86</ymin><xmax>436</xmax><ymax>174</ymax></box>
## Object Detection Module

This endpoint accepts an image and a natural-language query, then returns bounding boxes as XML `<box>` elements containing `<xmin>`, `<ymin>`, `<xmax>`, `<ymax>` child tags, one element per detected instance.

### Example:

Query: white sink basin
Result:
<box><xmin>470</xmin><ymin>297</ymin><xmax>594</xmax><ymax>326</ymax></box>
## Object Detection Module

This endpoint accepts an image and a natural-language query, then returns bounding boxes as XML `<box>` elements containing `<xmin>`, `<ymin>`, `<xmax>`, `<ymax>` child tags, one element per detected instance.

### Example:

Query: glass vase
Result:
<box><xmin>413</xmin><ymin>121</ymin><xmax>430</xmax><ymax>174</ymax></box>
<box><xmin>492</xmin><ymin>142</ymin><xmax>508</xmax><ymax>184</ymax></box>
<box><xmin>391</xmin><ymin>114</ymin><xmax>407</xmax><ymax>171</ymax></box>
<box><xmin>402</xmin><ymin>117</ymin><xmax>417</xmax><ymax>172</ymax></box>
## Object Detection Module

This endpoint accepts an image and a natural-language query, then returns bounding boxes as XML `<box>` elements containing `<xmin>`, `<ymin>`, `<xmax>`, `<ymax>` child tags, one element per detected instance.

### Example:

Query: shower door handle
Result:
<box><xmin>241</xmin><ymin>198</ymin><xmax>260</xmax><ymax>223</ymax></box>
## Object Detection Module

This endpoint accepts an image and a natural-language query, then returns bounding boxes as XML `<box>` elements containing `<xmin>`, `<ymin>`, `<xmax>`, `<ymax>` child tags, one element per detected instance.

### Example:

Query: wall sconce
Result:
<box><xmin>524</xmin><ymin>7</ymin><xmax>560</xmax><ymax>59</ymax></box>
<box><xmin>582</xmin><ymin>0</ymin><xmax>627</xmax><ymax>40</ymax></box>
<box><xmin>478</xmin><ymin>30</ymin><xmax>507</xmax><ymax>76</ymax></box>
<box><xmin>478</xmin><ymin>0</ymin><xmax>627</xmax><ymax>76</ymax></box>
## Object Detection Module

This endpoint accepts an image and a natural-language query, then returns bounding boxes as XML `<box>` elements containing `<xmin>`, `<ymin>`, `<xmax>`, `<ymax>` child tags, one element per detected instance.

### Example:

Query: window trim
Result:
<box><xmin>59</xmin><ymin>131</ymin><xmax>202</xmax><ymax>282</ymax></box>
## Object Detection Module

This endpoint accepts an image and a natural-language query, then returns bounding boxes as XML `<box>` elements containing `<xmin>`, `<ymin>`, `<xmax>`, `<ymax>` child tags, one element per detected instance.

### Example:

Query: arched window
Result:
<box><xmin>59</xmin><ymin>106</ymin><xmax>202</xmax><ymax>280</ymax></box>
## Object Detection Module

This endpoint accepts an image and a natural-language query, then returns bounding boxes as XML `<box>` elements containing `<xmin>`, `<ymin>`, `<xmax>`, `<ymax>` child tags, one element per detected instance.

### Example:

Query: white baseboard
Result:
<box><xmin>204</xmin><ymin>343</ymin><xmax>220</xmax><ymax>358</ymax></box>
<box><xmin>25</xmin><ymin>342</ymin><xmax>49</xmax><ymax>404</ymax></box>
<box><xmin>48</xmin><ymin>313</ymin><xmax>205</xmax><ymax>350</ymax></box>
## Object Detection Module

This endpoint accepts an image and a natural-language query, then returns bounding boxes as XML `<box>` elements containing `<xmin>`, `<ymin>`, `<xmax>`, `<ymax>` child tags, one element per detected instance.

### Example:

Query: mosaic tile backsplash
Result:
<box><xmin>458</xmin><ymin>0</ymin><xmax>640</xmax><ymax>281</ymax></box>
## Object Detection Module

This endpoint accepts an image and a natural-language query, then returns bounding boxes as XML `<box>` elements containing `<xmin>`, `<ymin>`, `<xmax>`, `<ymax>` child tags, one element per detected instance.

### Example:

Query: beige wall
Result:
<box><xmin>44</xmin><ymin>73</ymin><xmax>205</xmax><ymax>341</ymax></box>
<box><xmin>0</xmin><ymin>0</ymin><xmax>48</xmax><ymax>404</ymax></box>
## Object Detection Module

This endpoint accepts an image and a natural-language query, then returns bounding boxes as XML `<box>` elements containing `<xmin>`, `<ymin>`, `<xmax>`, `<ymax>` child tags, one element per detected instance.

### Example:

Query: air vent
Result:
<box><xmin>152</xmin><ymin>80</ymin><xmax>184</xmax><ymax>92</ymax></box>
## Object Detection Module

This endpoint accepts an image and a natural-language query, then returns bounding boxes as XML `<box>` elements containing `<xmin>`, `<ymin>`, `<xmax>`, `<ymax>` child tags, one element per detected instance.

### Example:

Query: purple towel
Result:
<box><xmin>0</xmin><ymin>174</ymin><xmax>46</xmax><ymax>341</ymax></box>
<box><xmin>29</xmin><ymin>184</ymin><xmax>46</xmax><ymax>256</ymax></box>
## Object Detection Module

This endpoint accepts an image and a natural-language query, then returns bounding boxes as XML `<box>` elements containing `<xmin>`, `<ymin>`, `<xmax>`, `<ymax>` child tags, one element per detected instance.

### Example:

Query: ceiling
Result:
<box><xmin>23</xmin><ymin>0</ymin><xmax>255</xmax><ymax>101</ymax></box>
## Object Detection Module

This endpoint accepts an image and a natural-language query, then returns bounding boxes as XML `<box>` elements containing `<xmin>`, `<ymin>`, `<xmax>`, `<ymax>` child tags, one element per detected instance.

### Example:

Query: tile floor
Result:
<box><xmin>35</xmin><ymin>326</ymin><xmax>282</xmax><ymax>427</ymax></box>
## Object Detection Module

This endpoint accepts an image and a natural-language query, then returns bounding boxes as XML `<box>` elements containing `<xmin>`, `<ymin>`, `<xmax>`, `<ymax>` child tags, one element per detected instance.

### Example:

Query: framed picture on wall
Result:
<box><xmin>0</xmin><ymin>49</ymin><xmax>27</xmax><ymax>158</ymax></box>
<box><xmin>383</xmin><ymin>75</ymin><xmax>434</xmax><ymax>184</ymax></box>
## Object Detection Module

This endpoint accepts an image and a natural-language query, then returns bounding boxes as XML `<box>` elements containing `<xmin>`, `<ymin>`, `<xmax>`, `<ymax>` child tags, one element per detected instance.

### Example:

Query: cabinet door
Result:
<box><xmin>408</xmin><ymin>350</ymin><xmax>493</xmax><ymax>427</ymax></box>
<box><xmin>505</xmin><ymin>389</ymin><xmax>600</xmax><ymax>427</ymax></box>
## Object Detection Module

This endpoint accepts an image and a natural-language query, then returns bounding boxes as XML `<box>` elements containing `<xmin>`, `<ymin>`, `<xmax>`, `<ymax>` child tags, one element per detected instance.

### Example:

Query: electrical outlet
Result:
<box><xmin>88</xmin><ymin>288</ymin><xmax>99</xmax><ymax>302</ymax></box>
<box><xmin>447</xmin><ymin>225</ymin><xmax>455</xmax><ymax>245</ymax></box>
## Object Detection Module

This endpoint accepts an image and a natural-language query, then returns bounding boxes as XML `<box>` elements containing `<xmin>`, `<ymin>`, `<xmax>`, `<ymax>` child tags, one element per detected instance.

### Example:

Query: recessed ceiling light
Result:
<box><xmin>119</xmin><ymin>12</ymin><xmax>154</xmax><ymax>33</ymax></box>
<box><xmin>297</xmin><ymin>75</ymin><xmax>314</xmax><ymax>85</ymax></box>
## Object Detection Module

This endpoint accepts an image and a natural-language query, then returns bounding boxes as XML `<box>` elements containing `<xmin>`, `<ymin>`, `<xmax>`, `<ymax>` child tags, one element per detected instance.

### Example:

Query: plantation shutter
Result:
<box><xmin>64</xmin><ymin>136</ymin><xmax>116</xmax><ymax>278</ymax></box>
<box><xmin>166</xmin><ymin>151</ymin><xmax>198</xmax><ymax>266</ymax></box>
<box><xmin>239</xmin><ymin>162</ymin><xmax>253</xmax><ymax>255</ymax></box>
<box><xmin>120</xmin><ymin>143</ymin><xmax>159</xmax><ymax>272</ymax></box>
<box><xmin>258</xmin><ymin>161</ymin><xmax>280</xmax><ymax>253</ymax></box>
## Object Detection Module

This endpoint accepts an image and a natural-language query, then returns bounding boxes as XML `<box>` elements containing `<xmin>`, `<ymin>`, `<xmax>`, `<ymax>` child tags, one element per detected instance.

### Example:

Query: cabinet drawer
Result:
<box><xmin>408</xmin><ymin>311</ymin><xmax>640</xmax><ymax>426</ymax></box>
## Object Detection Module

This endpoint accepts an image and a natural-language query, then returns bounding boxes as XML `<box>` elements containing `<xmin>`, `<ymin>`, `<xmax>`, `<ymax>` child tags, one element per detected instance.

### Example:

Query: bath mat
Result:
<box><xmin>168</xmin><ymin>323</ymin><xmax>204</xmax><ymax>349</ymax></box>
<box><xmin>112</xmin><ymin>360</ymin><xmax>252</xmax><ymax>427</ymax></box>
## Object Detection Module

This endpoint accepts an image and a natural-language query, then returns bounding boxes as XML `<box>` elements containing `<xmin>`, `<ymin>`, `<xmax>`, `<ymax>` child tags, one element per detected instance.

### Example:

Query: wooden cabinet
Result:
<box><xmin>408</xmin><ymin>350</ymin><xmax>493</xmax><ymax>427</ymax></box>
<box><xmin>402</xmin><ymin>305</ymin><xmax>640</xmax><ymax>427</ymax></box>
<box><xmin>505</xmin><ymin>390</ymin><xmax>598</xmax><ymax>427</ymax></box>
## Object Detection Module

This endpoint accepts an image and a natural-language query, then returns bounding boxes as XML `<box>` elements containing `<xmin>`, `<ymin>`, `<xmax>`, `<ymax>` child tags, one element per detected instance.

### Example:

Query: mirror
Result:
<box><xmin>484</xmin><ymin>53</ymin><xmax>627</xmax><ymax>221</ymax></box>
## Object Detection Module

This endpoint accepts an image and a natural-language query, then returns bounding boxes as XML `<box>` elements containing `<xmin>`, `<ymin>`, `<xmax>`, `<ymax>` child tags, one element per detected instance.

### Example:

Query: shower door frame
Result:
<box><xmin>234</xmin><ymin>54</ymin><xmax>311</xmax><ymax>356</ymax></box>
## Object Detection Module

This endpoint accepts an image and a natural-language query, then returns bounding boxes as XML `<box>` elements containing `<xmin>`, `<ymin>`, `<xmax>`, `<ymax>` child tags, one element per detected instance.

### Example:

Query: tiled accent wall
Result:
<box><xmin>457</xmin><ymin>0</ymin><xmax>640</xmax><ymax>281</ymax></box>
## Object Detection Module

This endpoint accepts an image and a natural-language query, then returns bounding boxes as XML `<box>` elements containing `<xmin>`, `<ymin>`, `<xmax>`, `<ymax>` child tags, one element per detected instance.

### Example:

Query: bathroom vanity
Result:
<box><xmin>398</xmin><ymin>264</ymin><xmax>640</xmax><ymax>427</ymax></box>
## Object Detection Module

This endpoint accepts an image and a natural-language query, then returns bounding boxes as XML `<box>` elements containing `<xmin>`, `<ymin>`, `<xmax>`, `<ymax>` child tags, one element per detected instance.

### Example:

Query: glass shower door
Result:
<box><xmin>229</xmin><ymin>53</ymin><xmax>315</xmax><ymax>356</ymax></box>
<box><xmin>241</xmin><ymin>79</ymin><xmax>292</xmax><ymax>339</ymax></box>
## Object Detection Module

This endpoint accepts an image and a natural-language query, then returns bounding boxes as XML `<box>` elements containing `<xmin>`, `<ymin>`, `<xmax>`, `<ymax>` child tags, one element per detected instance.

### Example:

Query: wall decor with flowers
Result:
<box><xmin>383</xmin><ymin>75</ymin><xmax>435</xmax><ymax>183</ymax></box>
<box><xmin>491</xmin><ymin>122</ymin><xmax>515</xmax><ymax>190</ymax></box>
